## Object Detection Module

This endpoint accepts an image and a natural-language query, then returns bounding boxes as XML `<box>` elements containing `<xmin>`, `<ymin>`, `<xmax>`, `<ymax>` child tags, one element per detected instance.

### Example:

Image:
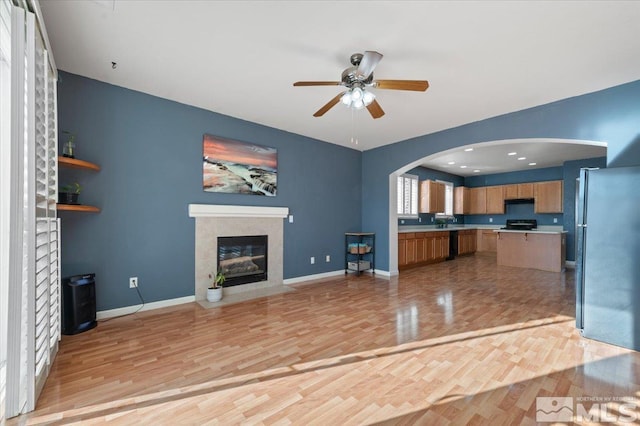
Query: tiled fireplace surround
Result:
<box><xmin>189</xmin><ymin>204</ymin><xmax>289</xmax><ymax>301</ymax></box>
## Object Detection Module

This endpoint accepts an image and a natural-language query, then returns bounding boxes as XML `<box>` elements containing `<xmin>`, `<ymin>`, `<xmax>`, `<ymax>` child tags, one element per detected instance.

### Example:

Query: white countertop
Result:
<box><xmin>398</xmin><ymin>224</ymin><xmax>565</xmax><ymax>234</ymax></box>
<box><xmin>493</xmin><ymin>229</ymin><xmax>567</xmax><ymax>235</ymax></box>
<box><xmin>398</xmin><ymin>225</ymin><xmax>500</xmax><ymax>233</ymax></box>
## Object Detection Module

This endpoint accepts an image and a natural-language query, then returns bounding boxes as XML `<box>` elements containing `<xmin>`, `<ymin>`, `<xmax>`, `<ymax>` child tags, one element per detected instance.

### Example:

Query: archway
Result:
<box><xmin>387</xmin><ymin>138</ymin><xmax>607</xmax><ymax>274</ymax></box>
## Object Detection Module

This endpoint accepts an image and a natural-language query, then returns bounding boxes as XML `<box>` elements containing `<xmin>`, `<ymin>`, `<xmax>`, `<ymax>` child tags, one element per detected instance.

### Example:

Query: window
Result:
<box><xmin>397</xmin><ymin>174</ymin><xmax>418</xmax><ymax>218</ymax></box>
<box><xmin>436</xmin><ymin>180</ymin><xmax>454</xmax><ymax>218</ymax></box>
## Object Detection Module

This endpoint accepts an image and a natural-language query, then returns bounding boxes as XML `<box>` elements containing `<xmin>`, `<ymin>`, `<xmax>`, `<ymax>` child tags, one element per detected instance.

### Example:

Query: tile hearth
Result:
<box><xmin>197</xmin><ymin>285</ymin><xmax>296</xmax><ymax>309</ymax></box>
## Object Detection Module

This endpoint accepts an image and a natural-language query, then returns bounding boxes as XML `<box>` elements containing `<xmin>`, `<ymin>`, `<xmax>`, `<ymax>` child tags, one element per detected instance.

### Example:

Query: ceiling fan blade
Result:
<box><xmin>293</xmin><ymin>81</ymin><xmax>341</xmax><ymax>87</ymax></box>
<box><xmin>366</xmin><ymin>99</ymin><xmax>385</xmax><ymax>119</ymax></box>
<box><xmin>356</xmin><ymin>51</ymin><xmax>383</xmax><ymax>79</ymax></box>
<box><xmin>313</xmin><ymin>92</ymin><xmax>346</xmax><ymax>117</ymax></box>
<box><xmin>375</xmin><ymin>80</ymin><xmax>430</xmax><ymax>91</ymax></box>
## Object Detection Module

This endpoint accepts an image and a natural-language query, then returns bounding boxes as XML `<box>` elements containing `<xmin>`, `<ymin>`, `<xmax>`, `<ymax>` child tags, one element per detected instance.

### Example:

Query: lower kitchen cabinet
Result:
<box><xmin>457</xmin><ymin>230</ymin><xmax>477</xmax><ymax>255</ymax></box>
<box><xmin>398</xmin><ymin>231</ymin><xmax>449</xmax><ymax>270</ymax></box>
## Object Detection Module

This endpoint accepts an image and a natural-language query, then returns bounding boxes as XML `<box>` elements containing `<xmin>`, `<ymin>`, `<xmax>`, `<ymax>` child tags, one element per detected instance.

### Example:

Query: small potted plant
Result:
<box><xmin>59</xmin><ymin>182</ymin><xmax>82</xmax><ymax>204</ymax></box>
<box><xmin>206</xmin><ymin>271</ymin><xmax>225</xmax><ymax>302</ymax></box>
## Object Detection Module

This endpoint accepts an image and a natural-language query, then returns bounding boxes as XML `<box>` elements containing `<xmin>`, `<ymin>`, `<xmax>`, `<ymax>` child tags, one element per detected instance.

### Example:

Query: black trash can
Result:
<box><xmin>62</xmin><ymin>273</ymin><xmax>97</xmax><ymax>335</ymax></box>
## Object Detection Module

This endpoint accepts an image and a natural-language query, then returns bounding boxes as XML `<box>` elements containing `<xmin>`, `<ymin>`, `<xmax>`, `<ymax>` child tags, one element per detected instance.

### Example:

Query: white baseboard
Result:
<box><xmin>283</xmin><ymin>270</ymin><xmax>345</xmax><ymax>285</ymax></box>
<box><xmin>284</xmin><ymin>268</ymin><xmax>393</xmax><ymax>285</ymax></box>
<box><xmin>565</xmin><ymin>260</ymin><xmax>576</xmax><ymax>269</ymax></box>
<box><xmin>96</xmin><ymin>295</ymin><xmax>196</xmax><ymax>320</ymax></box>
<box><xmin>374</xmin><ymin>269</ymin><xmax>392</xmax><ymax>277</ymax></box>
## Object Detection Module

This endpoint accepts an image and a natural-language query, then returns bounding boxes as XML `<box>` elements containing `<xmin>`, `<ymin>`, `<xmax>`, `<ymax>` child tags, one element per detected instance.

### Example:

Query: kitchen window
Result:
<box><xmin>397</xmin><ymin>174</ymin><xmax>419</xmax><ymax>218</ymax></box>
<box><xmin>436</xmin><ymin>180</ymin><xmax>454</xmax><ymax>218</ymax></box>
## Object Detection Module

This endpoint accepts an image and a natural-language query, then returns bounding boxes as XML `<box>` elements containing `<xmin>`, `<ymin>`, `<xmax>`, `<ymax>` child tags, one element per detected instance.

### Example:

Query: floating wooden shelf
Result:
<box><xmin>58</xmin><ymin>156</ymin><xmax>101</xmax><ymax>172</ymax></box>
<box><xmin>57</xmin><ymin>204</ymin><xmax>100</xmax><ymax>213</ymax></box>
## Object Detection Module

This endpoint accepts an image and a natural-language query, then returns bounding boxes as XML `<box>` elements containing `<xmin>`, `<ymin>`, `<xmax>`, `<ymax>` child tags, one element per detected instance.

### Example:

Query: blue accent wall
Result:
<box><xmin>362</xmin><ymin>79</ymin><xmax>640</xmax><ymax>271</ymax></box>
<box><xmin>57</xmin><ymin>71</ymin><xmax>362</xmax><ymax>310</ymax></box>
<box><xmin>464</xmin><ymin>166</ymin><xmax>563</xmax><ymax>187</ymax></box>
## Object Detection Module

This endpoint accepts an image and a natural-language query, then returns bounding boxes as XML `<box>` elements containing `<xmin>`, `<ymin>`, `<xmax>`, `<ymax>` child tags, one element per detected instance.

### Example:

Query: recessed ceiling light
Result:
<box><xmin>517</xmin><ymin>157</ymin><xmax>526</xmax><ymax>160</ymax></box>
<box><xmin>508</xmin><ymin>152</ymin><xmax>517</xmax><ymax>156</ymax></box>
<box><xmin>464</xmin><ymin>148</ymin><xmax>474</xmax><ymax>152</ymax></box>
<box><xmin>447</xmin><ymin>161</ymin><xmax>455</xmax><ymax>165</ymax></box>
<box><xmin>460</xmin><ymin>165</ymin><xmax>467</xmax><ymax>169</ymax></box>
<box><xmin>528</xmin><ymin>162</ymin><xmax>537</xmax><ymax>166</ymax></box>
<box><xmin>473</xmin><ymin>170</ymin><xmax>480</xmax><ymax>173</ymax></box>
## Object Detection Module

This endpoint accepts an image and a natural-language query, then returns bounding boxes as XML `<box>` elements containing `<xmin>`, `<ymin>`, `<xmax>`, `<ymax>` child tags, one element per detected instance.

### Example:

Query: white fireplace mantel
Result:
<box><xmin>188</xmin><ymin>204</ymin><xmax>289</xmax><ymax>219</ymax></box>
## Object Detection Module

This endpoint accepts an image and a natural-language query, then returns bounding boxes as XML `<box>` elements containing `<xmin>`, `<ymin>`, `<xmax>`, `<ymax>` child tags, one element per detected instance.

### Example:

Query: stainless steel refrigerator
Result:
<box><xmin>576</xmin><ymin>166</ymin><xmax>640</xmax><ymax>351</ymax></box>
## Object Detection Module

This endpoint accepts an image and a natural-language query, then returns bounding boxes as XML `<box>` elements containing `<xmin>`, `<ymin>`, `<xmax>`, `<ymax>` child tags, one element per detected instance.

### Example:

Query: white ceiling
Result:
<box><xmin>40</xmin><ymin>1</ymin><xmax>640</xmax><ymax>170</ymax></box>
<box><xmin>419</xmin><ymin>139</ymin><xmax>606</xmax><ymax>177</ymax></box>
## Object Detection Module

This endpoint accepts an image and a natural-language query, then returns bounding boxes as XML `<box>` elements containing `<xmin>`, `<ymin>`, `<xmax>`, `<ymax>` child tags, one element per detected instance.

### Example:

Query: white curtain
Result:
<box><xmin>2</xmin><ymin>0</ymin><xmax>58</xmax><ymax>419</ymax></box>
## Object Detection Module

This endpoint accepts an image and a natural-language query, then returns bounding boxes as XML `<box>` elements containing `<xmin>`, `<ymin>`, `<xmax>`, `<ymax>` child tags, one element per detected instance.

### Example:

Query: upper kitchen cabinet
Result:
<box><xmin>518</xmin><ymin>183</ymin><xmax>534</xmax><ymax>198</ymax></box>
<box><xmin>504</xmin><ymin>184</ymin><xmax>518</xmax><ymax>200</ymax></box>
<box><xmin>469</xmin><ymin>187</ymin><xmax>486</xmax><ymax>214</ymax></box>
<box><xmin>454</xmin><ymin>186</ymin><xmax>470</xmax><ymax>215</ymax></box>
<box><xmin>504</xmin><ymin>183</ymin><xmax>534</xmax><ymax>200</ymax></box>
<box><xmin>486</xmin><ymin>185</ymin><xmax>505</xmax><ymax>214</ymax></box>
<box><xmin>420</xmin><ymin>180</ymin><xmax>445</xmax><ymax>214</ymax></box>
<box><xmin>534</xmin><ymin>180</ymin><xmax>563</xmax><ymax>213</ymax></box>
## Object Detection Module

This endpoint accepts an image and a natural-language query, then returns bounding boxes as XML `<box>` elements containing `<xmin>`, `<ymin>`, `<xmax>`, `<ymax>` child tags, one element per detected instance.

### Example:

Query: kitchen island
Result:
<box><xmin>494</xmin><ymin>229</ymin><xmax>567</xmax><ymax>272</ymax></box>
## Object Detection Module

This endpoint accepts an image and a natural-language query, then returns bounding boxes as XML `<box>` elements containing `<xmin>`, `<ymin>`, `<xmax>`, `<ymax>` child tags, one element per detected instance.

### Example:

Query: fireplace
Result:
<box><xmin>218</xmin><ymin>235</ymin><xmax>268</xmax><ymax>287</ymax></box>
<box><xmin>190</xmin><ymin>204</ymin><xmax>287</xmax><ymax>301</ymax></box>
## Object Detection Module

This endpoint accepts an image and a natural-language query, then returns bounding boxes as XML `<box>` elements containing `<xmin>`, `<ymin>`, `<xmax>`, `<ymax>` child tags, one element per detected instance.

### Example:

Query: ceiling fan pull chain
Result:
<box><xmin>351</xmin><ymin>108</ymin><xmax>359</xmax><ymax>145</ymax></box>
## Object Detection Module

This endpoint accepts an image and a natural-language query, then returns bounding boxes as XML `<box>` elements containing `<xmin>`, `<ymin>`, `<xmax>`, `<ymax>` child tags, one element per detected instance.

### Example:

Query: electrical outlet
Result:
<box><xmin>418</xmin><ymin>217</ymin><xmax>422</xmax><ymax>222</ymax></box>
<box><xmin>431</xmin><ymin>217</ymin><xmax>434</xmax><ymax>222</ymax></box>
<box><xmin>489</xmin><ymin>218</ymin><xmax>493</xmax><ymax>223</ymax></box>
<box><xmin>553</xmin><ymin>218</ymin><xmax>558</xmax><ymax>223</ymax></box>
<box><xmin>325</xmin><ymin>255</ymin><xmax>330</xmax><ymax>262</ymax></box>
<box><xmin>310</xmin><ymin>256</ymin><xmax>315</xmax><ymax>264</ymax></box>
<box><xmin>129</xmin><ymin>277</ymin><xmax>138</xmax><ymax>288</ymax></box>
<box><xmin>289</xmin><ymin>215</ymin><xmax>294</xmax><ymax>223</ymax></box>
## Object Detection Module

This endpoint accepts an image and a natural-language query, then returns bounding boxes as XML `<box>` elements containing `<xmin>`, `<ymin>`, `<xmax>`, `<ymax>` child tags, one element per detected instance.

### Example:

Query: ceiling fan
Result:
<box><xmin>293</xmin><ymin>51</ymin><xmax>429</xmax><ymax>119</ymax></box>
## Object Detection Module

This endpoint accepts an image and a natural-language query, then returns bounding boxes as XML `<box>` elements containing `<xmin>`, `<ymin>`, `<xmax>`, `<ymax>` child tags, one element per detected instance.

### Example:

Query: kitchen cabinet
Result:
<box><xmin>477</xmin><ymin>229</ymin><xmax>497</xmax><ymax>252</ymax></box>
<box><xmin>518</xmin><ymin>183</ymin><xmax>534</xmax><ymax>198</ymax></box>
<box><xmin>504</xmin><ymin>184</ymin><xmax>518</xmax><ymax>200</ymax></box>
<box><xmin>398</xmin><ymin>233</ymin><xmax>415</xmax><ymax>266</ymax></box>
<box><xmin>469</xmin><ymin>187</ymin><xmax>486</xmax><ymax>214</ymax></box>
<box><xmin>534</xmin><ymin>180</ymin><xmax>563</xmax><ymax>213</ymax></box>
<box><xmin>432</xmin><ymin>233</ymin><xmax>449</xmax><ymax>260</ymax></box>
<box><xmin>419</xmin><ymin>180</ymin><xmax>445</xmax><ymax>214</ymax></box>
<box><xmin>503</xmin><ymin>183</ymin><xmax>534</xmax><ymax>200</ymax></box>
<box><xmin>457</xmin><ymin>230</ymin><xmax>477</xmax><ymax>255</ymax></box>
<box><xmin>486</xmin><ymin>185</ymin><xmax>505</xmax><ymax>214</ymax></box>
<box><xmin>415</xmin><ymin>233</ymin><xmax>427</xmax><ymax>263</ymax></box>
<box><xmin>454</xmin><ymin>186</ymin><xmax>470</xmax><ymax>214</ymax></box>
<box><xmin>398</xmin><ymin>231</ymin><xmax>449</xmax><ymax>270</ymax></box>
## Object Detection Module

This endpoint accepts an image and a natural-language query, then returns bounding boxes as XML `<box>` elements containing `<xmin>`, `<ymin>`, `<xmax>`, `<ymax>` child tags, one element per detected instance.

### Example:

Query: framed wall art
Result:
<box><xmin>202</xmin><ymin>134</ymin><xmax>277</xmax><ymax>196</ymax></box>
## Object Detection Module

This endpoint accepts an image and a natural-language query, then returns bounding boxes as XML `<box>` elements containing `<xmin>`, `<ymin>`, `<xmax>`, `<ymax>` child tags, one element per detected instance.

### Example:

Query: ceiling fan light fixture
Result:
<box><xmin>341</xmin><ymin>92</ymin><xmax>353</xmax><ymax>106</ymax></box>
<box><xmin>362</xmin><ymin>90</ymin><xmax>375</xmax><ymax>106</ymax></box>
<box><xmin>351</xmin><ymin>87</ymin><xmax>363</xmax><ymax>101</ymax></box>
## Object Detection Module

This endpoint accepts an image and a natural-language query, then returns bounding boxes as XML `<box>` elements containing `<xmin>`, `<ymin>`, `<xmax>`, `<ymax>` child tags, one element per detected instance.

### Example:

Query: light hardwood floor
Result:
<box><xmin>11</xmin><ymin>254</ymin><xmax>640</xmax><ymax>425</ymax></box>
